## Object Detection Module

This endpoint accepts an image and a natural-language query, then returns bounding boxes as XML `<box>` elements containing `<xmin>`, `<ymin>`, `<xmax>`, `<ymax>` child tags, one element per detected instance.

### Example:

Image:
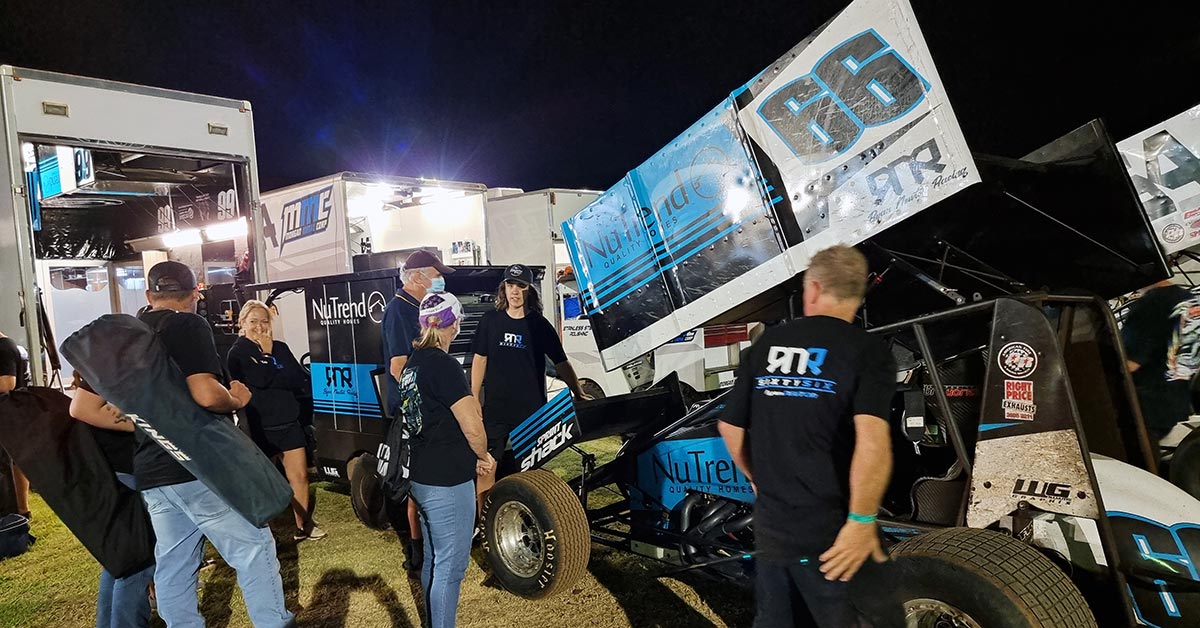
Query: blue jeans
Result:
<box><xmin>410</xmin><ymin>480</ymin><xmax>476</xmax><ymax>628</ymax></box>
<box><xmin>141</xmin><ymin>480</ymin><xmax>293</xmax><ymax>628</ymax></box>
<box><xmin>97</xmin><ymin>473</ymin><xmax>155</xmax><ymax>628</ymax></box>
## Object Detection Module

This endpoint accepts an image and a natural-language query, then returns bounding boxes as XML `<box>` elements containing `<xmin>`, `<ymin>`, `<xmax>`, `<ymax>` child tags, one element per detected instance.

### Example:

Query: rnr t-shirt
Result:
<box><xmin>382</xmin><ymin>291</ymin><xmax>422</xmax><ymax>417</ymax></box>
<box><xmin>721</xmin><ymin>316</ymin><xmax>896</xmax><ymax>561</ymax></box>
<box><xmin>400</xmin><ymin>347</ymin><xmax>475</xmax><ymax>486</ymax></box>
<box><xmin>0</xmin><ymin>336</ymin><xmax>31</xmax><ymax>390</ymax></box>
<box><xmin>471</xmin><ymin>309</ymin><xmax>567</xmax><ymax>436</ymax></box>
<box><xmin>1121</xmin><ymin>284</ymin><xmax>1200</xmax><ymax>437</ymax></box>
<box><xmin>134</xmin><ymin>309</ymin><xmax>225</xmax><ymax>490</ymax></box>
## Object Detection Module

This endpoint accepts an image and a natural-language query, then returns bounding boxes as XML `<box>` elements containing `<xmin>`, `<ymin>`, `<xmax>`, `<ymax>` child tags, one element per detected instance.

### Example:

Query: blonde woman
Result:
<box><xmin>227</xmin><ymin>300</ymin><xmax>326</xmax><ymax>541</ymax></box>
<box><xmin>402</xmin><ymin>292</ymin><xmax>493</xmax><ymax>628</ymax></box>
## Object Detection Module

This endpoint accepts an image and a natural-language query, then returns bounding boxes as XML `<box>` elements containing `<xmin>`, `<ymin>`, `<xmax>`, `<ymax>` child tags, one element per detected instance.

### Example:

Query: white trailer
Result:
<box><xmin>0</xmin><ymin>66</ymin><xmax>264</xmax><ymax>384</ymax></box>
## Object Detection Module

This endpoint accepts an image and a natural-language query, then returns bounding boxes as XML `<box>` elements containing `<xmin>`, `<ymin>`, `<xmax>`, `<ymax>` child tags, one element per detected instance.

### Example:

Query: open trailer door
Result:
<box><xmin>0</xmin><ymin>66</ymin><xmax>262</xmax><ymax>384</ymax></box>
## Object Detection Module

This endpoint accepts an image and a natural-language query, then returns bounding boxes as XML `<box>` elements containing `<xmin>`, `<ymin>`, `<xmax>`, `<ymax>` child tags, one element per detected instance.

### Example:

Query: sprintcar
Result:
<box><xmin>473</xmin><ymin>0</ymin><xmax>1200</xmax><ymax>625</ymax></box>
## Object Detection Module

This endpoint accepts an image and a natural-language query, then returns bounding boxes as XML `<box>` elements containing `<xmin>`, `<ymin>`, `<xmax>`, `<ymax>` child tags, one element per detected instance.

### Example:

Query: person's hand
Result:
<box><xmin>818</xmin><ymin>519</ymin><xmax>888</xmax><ymax>582</ymax></box>
<box><xmin>250</xmin><ymin>329</ymin><xmax>274</xmax><ymax>355</ymax></box>
<box><xmin>477</xmin><ymin>453</ymin><xmax>496</xmax><ymax>477</ymax></box>
<box><xmin>574</xmin><ymin>389</ymin><xmax>594</xmax><ymax>402</ymax></box>
<box><xmin>230</xmin><ymin>380</ymin><xmax>252</xmax><ymax>409</ymax></box>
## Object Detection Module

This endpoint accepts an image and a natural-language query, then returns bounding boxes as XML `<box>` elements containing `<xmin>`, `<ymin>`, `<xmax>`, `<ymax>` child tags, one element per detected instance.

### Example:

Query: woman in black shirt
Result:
<box><xmin>227</xmin><ymin>300</ymin><xmax>326</xmax><ymax>541</ymax></box>
<box><xmin>403</xmin><ymin>292</ymin><xmax>493</xmax><ymax>628</ymax></box>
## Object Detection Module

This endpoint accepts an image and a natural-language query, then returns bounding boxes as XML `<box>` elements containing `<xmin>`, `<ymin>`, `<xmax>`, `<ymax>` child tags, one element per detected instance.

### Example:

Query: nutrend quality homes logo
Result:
<box><xmin>278</xmin><ymin>185</ymin><xmax>334</xmax><ymax>253</ymax></box>
<box><xmin>312</xmin><ymin>291</ymin><xmax>387</xmax><ymax>326</ymax></box>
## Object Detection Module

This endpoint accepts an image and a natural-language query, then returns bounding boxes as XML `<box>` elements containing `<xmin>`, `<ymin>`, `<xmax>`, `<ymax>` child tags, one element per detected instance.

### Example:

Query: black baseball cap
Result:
<box><xmin>402</xmin><ymin>249</ymin><xmax>455</xmax><ymax>274</ymax></box>
<box><xmin>502</xmin><ymin>264</ymin><xmax>536</xmax><ymax>288</ymax></box>
<box><xmin>147</xmin><ymin>261</ymin><xmax>197</xmax><ymax>293</ymax></box>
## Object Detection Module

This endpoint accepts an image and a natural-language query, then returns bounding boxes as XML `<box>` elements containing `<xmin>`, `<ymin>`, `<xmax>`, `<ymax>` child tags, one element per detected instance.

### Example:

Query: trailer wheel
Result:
<box><xmin>579</xmin><ymin>378</ymin><xmax>605</xmax><ymax>400</ymax></box>
<box><xmin>482</xmin><ymin>469</ymin><xmax>590</xmax><ymax>599</ymax></box>
<box><xmin>889</xmin><ymin>527</ymin><xmax>1096</xmax><ymax>628</ymax></box>
<box><xmin>1169</xmin><ymin>428</ymin><xmax>1200</xmax><ymax>500</ymax></box>
<box><xmin>347</xmin><ymin>453</ymin><xmax>390</xmax><ymax>530</ymax></box>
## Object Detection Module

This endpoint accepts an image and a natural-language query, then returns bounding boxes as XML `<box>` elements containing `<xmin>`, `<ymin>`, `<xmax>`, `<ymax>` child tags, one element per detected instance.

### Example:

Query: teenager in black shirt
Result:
<box><xmin>720</xmin><ymin>246</ymin><xmax>899</xmax><ymax>628</ymax></box>
<box><xmin>70</xmin><ymin>372</ymin><xmax>155</xmax><ymax>628</ymax></box>
<box><xmin>470</xmin><ymin>264</ymin><xmax>590</xmax><ymax>509</ymax></box>
<box><xmin>228</xmin><ymin>300</ymin><xmax>326</xmax><ymax>541</ymax></box>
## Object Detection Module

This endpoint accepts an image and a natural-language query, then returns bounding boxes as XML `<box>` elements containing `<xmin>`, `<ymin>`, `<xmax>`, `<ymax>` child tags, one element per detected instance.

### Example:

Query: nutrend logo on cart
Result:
<box><xmin>311</xmin><ymin>291</ymin><xmax>387</xmax><ymax>326</ymax></box>
<box><xmin>279</xmin><ymin>185</ymin><xmax>333</xmax><ymax>252</ymax></box>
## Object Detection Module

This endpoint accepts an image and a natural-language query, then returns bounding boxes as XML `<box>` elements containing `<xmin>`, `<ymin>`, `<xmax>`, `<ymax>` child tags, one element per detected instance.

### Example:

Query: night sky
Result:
<box><xmin>2</xmin><ymin>1</ymin><xmax>1199</xmax><ymax>193</ymax></box>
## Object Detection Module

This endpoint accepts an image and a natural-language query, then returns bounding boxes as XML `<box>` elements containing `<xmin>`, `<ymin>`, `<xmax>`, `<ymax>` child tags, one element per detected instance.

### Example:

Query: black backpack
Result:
<box><xmin>0</xmin><ymin>512</ymin><xmax>31</xmax><ymax>559</ymax></box>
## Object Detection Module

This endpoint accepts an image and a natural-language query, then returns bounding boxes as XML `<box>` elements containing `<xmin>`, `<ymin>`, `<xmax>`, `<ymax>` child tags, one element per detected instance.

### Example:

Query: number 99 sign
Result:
<box><xmin>758</xmin><ymin>29</ymin><xmax>931</xmax><ymax>165</ymax></box>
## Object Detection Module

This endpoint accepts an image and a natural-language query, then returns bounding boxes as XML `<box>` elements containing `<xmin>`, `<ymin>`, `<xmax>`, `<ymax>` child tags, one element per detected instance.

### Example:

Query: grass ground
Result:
<box><xmin>0</xmin><ymin>438</ymin><xmax>753</xmax><ymax>628</ymax></box>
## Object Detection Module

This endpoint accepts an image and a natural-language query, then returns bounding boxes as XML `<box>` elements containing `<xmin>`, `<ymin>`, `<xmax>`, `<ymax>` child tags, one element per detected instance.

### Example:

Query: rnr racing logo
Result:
<box><xmin>325</xmin><ymin>365</ymin><xmax>352</xmax><ymax>388</ymax></box>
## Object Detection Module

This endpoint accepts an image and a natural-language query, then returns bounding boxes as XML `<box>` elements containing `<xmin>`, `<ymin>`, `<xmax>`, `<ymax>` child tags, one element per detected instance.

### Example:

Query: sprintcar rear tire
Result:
<box><xmin>347</xmin><ymin>453</ymin><xmax>390</xmax><ymax>530</ymax></box>
<box><xmin>482</xmin><ymin>469</ymin><xmax>590</xmax><ymax>599</ymax></box>
<box><xmin>890</xmin><ymin>527</ymin><xmax>1096</xmax><ymax>627</ymax></box>
<box><xmin>1169</xmin><ymin>428</ymin><xmax>1200</xmax><ymax>500</ymax></box>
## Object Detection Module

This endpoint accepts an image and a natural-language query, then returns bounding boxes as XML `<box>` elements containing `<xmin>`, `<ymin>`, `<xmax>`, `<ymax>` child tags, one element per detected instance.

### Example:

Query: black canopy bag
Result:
<box><xmin>0</xmin><ymin>388</ymin><xmax>154</xmax><ymax>575</ymax></box>
<box><xmin>61</xmin><ymin>314</ymin><xmax>292</xmax><ymax>527</ymax></box>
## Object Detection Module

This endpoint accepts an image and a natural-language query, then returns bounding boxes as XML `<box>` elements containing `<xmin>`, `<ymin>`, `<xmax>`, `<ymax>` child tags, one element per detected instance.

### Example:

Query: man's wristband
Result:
<box><xmin>847</xmin><ymin>512</ymin><xmax>877</xmax><ymax>524</ymax></box>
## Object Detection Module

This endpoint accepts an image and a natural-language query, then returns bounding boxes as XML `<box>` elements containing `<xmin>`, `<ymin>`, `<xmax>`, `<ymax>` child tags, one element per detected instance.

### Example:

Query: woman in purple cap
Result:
<box><xmin>400</xmin><ymin>292</ymin><xmax>494</xmax><ymax>628</ymax></box>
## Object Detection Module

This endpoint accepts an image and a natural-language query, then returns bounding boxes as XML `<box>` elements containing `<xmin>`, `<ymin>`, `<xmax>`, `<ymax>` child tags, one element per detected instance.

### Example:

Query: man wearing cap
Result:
<box><xmin>127</xmin><ymin>261</ymin><xmax>293</xmax><ymax>627</ymax></box>
<box><xmin>470</xmin><ymin>264</ymin><xmax>590</xmax><ymax>510</ymax></box>
<box><xmin>381</xmin><ymin>249</ymin><xmax>453</xmax><ymax>571</ymax></box>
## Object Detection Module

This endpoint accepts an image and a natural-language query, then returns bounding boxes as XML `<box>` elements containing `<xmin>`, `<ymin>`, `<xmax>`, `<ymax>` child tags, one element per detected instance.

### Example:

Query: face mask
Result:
<box><xmin>428</xmin><ymin>276</ymin><xmax>446</xmax><ymax>293</ymax></box>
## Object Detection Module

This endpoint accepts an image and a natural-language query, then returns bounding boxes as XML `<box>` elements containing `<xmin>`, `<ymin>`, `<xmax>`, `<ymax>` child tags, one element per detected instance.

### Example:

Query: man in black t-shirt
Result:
<box><xmin>470</xmin><ymin>264</ymin><xmax>590</xmax><ymax>510</ymax></box>
<box><xmin>121</xmin><ymin>261</ymin><xmax>293</xmax><ymax>627</ymax></box>
<box><xmin>720</xmin><ymin>246</ymin><xmax>899</xmax><ymax>628</ymax></box>
<box><xmin>1122</xmin><ymin>278</ymin><xmax>1200</xmax><ymax>446</ymax></box>
<box><xmin>0</xmin><ymin>332</ymin><xmax>32</xmax><ymax>520</ymax></box>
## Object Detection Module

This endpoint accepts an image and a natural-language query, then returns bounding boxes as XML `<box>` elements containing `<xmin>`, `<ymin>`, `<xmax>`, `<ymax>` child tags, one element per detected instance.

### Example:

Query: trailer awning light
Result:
<box><xmin>203</xmin><ymin>217</ymin><xmax>247</xmax><ymax>241</ymax></box>
<box><xmin>162</xmin><ymin>229</ymin><xmax>202</xmax><ymax>248</ymax></box>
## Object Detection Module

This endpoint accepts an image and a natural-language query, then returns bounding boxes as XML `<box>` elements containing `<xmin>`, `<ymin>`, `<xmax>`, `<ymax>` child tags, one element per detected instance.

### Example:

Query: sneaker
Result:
<box><xmin>293</xmin><ymin>528</ymin><xmax>309</xmax><ymax>542</ymax></box>
<box><xmin>306</xmin><ymin>524</ymin><xmax>328</xmax><ymax>540</ymax></box>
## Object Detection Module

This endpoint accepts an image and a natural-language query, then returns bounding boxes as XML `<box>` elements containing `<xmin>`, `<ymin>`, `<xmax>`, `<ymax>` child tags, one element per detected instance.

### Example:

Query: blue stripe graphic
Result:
<box><xmin>587</xmin><ymin>221</ymin><xmax>741</xmax><ymax>315</ymax></box>
<box><xmin>978</xmin><ymin>422</ymin><xmax>1021</xmax><ymax>432</ymax></box>
<box><xmin>510</xmin><ymin>392</ymin><xmax>573</xmax><ymax>444</ymax></box>
<box><xmin>515</xmin><ymin>414</ymin><xmax>574</xmax><ymax>457</ymax></box>
<box><xmin>584</xmin><ymin>206</ymin><xmax>730</xmax><ymax>306</ymax></box>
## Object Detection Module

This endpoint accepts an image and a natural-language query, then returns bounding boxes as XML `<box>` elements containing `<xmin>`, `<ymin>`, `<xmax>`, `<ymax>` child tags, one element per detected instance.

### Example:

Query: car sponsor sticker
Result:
<box><xmin>997</xmin><ymin>342</ymin><xmax>1038</xmax><ymax>378</ymax></box>
<box><xmin>1001</xmin><ymin>379</ymin><xmax>1036</xmax><ymax>421</ymax></box>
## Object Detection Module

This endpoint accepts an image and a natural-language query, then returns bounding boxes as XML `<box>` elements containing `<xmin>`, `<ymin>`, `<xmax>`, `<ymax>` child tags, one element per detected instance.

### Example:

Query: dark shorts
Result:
<box><xmin>249</xmin><ymin>421</ymin><xmax>307</xmax><ymax>458</ymax></box>
<box><xmin>486</xmin><ymin>435</ymin><xmax>518</xmax><ymax>478</ymax></box>
<box><xmin>754</xmin><ymin>557</ymin><xmax>902</xmax><ymax>628</ymax></box>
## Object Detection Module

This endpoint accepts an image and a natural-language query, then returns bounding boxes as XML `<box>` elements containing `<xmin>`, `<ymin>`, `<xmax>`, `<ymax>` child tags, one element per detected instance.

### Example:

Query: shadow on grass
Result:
<box><xmin>589</xmin><ymin>551</ymin><xmax>754</xmax><ymax>628</ymax></box>
<box><xmin>198</xmin><ymin>551</ymin><xmax>237</xmax><ymax>628</ymax></box>
<box><xmin>300</xmin><ymin>568</ymin><xmax>416</xmax><ymax>628</ymax></box>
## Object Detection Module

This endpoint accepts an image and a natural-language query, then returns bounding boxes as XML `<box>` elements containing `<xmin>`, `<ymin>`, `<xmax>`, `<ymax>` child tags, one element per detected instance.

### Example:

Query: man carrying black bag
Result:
<box><xmin>129</xmin><ymin>262</ymin><xmax>293</xmax><ymax>628</ymax></box>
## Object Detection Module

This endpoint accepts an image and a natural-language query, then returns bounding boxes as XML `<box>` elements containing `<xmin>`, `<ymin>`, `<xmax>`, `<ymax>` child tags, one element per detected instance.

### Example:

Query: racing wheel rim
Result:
<box><xmin>904</xmin><ymin>598</ymin><xmax>983</xmax><ymax>628</ymax></box>
<box><xmin>494</xmin><ymin>501</ymin><xmax>545</xmax><ymax>579</ymax></box>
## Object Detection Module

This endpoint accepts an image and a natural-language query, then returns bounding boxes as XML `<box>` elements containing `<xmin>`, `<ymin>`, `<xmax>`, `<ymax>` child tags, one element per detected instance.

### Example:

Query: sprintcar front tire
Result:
<box><xmin>482</xmin><ymin>469</ymin><xmax>590</xmax><ymax>599</ymax></box>
<box><xmin>889</xmin><ymin>527</ymin><xmax>1096</xmax><ymax>627</ymax></box>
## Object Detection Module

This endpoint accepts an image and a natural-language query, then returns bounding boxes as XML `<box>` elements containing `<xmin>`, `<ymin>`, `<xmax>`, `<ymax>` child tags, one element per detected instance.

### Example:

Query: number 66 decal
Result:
<box><xmin>758</xmin><ymin>29</ymin><xmax>931</xmax><ymax>164</ymax></box>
